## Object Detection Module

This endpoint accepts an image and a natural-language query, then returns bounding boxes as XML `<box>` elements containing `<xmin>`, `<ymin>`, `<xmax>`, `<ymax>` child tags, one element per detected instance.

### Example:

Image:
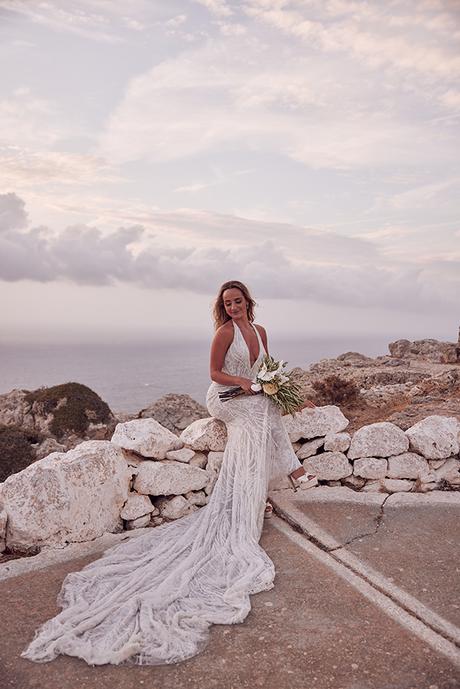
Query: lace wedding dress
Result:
<box><xmin>21</xmin><ymin>320</ymin><xmax>304</xmax><ymax>667</ymax></box>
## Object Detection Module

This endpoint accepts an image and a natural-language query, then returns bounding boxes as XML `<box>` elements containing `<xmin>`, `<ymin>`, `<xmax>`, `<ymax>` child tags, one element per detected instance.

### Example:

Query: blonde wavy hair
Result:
<box><xmin>212</xmin><ymin>280</ymin><xmax>257</xmax><ymax>330</ymax></box>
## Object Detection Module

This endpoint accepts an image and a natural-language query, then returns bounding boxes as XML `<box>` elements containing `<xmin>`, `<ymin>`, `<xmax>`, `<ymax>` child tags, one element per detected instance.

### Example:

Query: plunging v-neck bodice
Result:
<box><xmin>233</xmin><ymin>319</ymin><xmax>262</xmax><ymax>369</ymax></box>
<box><xmin>207</xmin><ymin>318</ymin><xmax>266</xmax><ymax>385</ymax></box>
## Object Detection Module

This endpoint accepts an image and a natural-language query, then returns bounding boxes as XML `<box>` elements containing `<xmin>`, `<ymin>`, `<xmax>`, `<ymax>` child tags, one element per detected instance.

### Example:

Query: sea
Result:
<box><xmin>0</xmin><ymin>336</ymin><xmax>391</xmax><ymax>414</ymax></box>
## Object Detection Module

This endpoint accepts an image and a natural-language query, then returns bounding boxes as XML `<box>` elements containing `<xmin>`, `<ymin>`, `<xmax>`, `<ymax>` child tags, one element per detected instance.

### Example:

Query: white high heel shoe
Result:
<box><xmin>288</xmin><ymin>466</ymin><xmax>318</xmax><ymax>491</ymax></box>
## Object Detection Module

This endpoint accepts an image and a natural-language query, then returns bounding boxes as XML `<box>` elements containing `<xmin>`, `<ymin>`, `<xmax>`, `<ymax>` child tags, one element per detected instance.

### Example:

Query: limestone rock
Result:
<box><xmin>361</xmin><ymin>480</ymin><xmax>384</xmax><ymax>493</ymax></box>
<box><xmin>296</xmin><ymin>437</ymin><xmax>325</xmax><ymax>459</ymax></box>
<box><xmin>360</xmin><ymin>384</ymin><xmax>411</xmax><ymax>408</ymax></box>
<box><xmin>342</xmin><ymin>475</ymin><xmax>366</xmax><ymax>489</ymax></box>
<box><xmin>138</xmin><ymin>393</ymin><xmax>209</xmax><ymax>435</ymax></box>
<box><xmin>207</xmin><ymin>451</ymin><xmax>224</xmax><ymax>472</ymax></box>
<box><xmin>283</xmin><ymin>405</ymin><xmax>349</xmax><ymax>442</ymax></box>
<box><xmin>434</xmin><ymin>458</ymin><xmax>460</xmax><ymax>485</ymax></box>
<box><xmin>0</xmin><ymin>389</ymin><xmax>30</xmax><ymax>430</ymax></box>
<box><xmin>156</xmin><ymin>495</ymin><xmax>199</xmax><ymax>520</ymax></box>
<box><xmin>0</xmin><ymin>509</ymin><xmax>6</xmax><ymax>553</ymax></box>
<box><xmin>111</xmin><ymin>418</ymin><xmax>183</xmax><ymax>459</ymax></box>
<box><xmin>189</xmin><ymin>452</ymin><xmax>208</xmax><ymax>468</ymax></box>
<box><xmin>125</xmin><ymin>514</ymin><xmax>151</xmax><ymax>530</ymax></box>
<box><xmin>324</xmin><ymin>432</ymin><xmax>351</xmax><ymax>453</ymax></box>
<box><xmin>405</xmin><ymin>415</ymin><xmax>459</xmax><ymax>459</ymax></box>
<box><xmin>387</xmin><ymin>452</ymin><xmax>430</xmax><ymax>479</ymax></box>
<box><xmin>165</xmin><ymin>448</ymin><xmax>195</xmax><ymax>463</ymax></box>
<box><xmin>353</xmin><ymin>457</ymin><xmax>388</xmax><ymax>479</ymax></box>
<box><xmin>2</xmin><ymin>440</ymin><xmax>130</xmax><ymax>552</ymax></box>
<box><xmin>389</xmin><ymin>338</ymin><xmax>458</xmax><ymax>364</ymax></box>
<box><xmin>185</xmin><ymin>490</ymin><xmax>208</xmax><ymax>506</ymax></box>
<box><xmin>429</xmin><ymin>459</ymin><xmax>447</xmax><ymax>470</ymax></box>
<box><xmin>149</xmin><ymin>515</ymin><xmax>164</xmax><ymax>527</ymax></box>
<box><xmin>348</xmin><ymin>422</ymin><xmax>409</xmax><ymax>459</ymax></box>
<box><xmin>303</xmin><ymin>452</ymin><xmax>352</xmax><ymax>480</ymax></box>
<box><xmin>35</xmin><ymin>437</ymin><xmax>66</xmax><ymax>461</ymax></box>
<box><xmin>381</xmin><ymin>478</ymin><xmax>414</xmax><ymax>493</ymax></box>
<box><xmin>133</xmin><ymin>460</ymin><xmax>209</xmax><ymax>496</ymax></box>
<box><xmin>120</xmin><ymin>493</ymin><xmax>156</xmax><ymax>521</ymax></box>
<box><xmin>204</xmin><ymin>469</ymin><xmax>219</xmax><ymax>495</ymax></box>
<box><xmin>121</xmin><ymin>449</ymin><xmax>143</xmax><ymax>468</ymax></box>
<box><xmin>180</xmin><ymin>417</ymin><xmax>227</xmax><ymax>451</ymax></box>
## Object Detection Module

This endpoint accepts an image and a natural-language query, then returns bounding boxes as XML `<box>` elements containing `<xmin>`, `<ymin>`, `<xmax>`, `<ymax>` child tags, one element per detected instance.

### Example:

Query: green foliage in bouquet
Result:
<box><xmin>254</xmin><ymin>355</ymin><xmax>304</xmax><ymax>416</ymax></box>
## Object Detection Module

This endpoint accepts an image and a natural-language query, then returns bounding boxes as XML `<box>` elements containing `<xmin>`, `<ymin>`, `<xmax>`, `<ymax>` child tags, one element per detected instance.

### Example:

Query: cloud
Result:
<box><xmin>0</xmin><ymin>90</ymin><xmax>76</xmax><ymax>150</ymax></box>
<box><xmin>97</xmin><ymin>19</ymin><xmax>459</xmax><ymax>172</ymax></box>
<box><xmin>193</xmin><ymin>0</ymin><xmax>233</xmax><ymax>18</ymax></box>
<box><xmin>0</xmin><ymin>146</ymin><xmax>122</xmax><ymax>188</ymax></box>
<box><xmin>0</xmin><ymin>192</ymin><xmax>458</xmax><ymax>314</ymax></box>
<box><xmin>243</xmin><ymin>0</ymin><xmax>460</xmax><ymax>79</ymax></box>
<box><xmin>387</xmin><ymin>176</ymin><xmax>460</xmax><ymax>210</ymax></box>
<box><xmin>0</xmin><ymin>192</ymin><xmax>28</xmax><ymax>232</ymax></box>
<box><xmin>0</xmin><ymin>0</ymin><xmax>127</xmax><ymax>43</ymax></box>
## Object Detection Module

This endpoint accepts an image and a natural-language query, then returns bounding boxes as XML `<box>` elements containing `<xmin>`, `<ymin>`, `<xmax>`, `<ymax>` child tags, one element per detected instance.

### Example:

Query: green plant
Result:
<box><xmin>0</xmin><ymin>425</ymin><xmax>40</xmax><ymax>481</ymax></box>
<box><xmin>25</xmin><ymin>382</ymin><xmax>112</xmax><ymax>438</ymax></box>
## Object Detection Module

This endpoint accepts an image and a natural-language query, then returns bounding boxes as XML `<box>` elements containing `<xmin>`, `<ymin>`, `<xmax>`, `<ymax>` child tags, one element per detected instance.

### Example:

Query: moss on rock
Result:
<box><xmin>25</xmin><ymin>382</ymin><xmax>112</xmax><ymax>439</ymax></box>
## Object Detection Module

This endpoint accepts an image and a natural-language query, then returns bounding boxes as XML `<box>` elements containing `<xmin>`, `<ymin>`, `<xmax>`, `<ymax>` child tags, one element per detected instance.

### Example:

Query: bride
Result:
<box><xmin>21</xmin><ymin>279</ymin><xmax>318</xmax><ymax>667</ymax></box>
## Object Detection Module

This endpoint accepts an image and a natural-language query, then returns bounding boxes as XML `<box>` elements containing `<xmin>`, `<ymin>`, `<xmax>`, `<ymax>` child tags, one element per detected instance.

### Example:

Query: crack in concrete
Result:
<box><xmin>328</xmin><ymin>493</ymin><xmax>392</xmax><ymax>551</ymax></box>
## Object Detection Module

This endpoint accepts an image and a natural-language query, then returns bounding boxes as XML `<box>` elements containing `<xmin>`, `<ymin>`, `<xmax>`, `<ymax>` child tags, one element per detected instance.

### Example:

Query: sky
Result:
<box><xmin>0</xmin><ymin>0</ymin><xmax>459</xmax><ymax>345</ymax></box>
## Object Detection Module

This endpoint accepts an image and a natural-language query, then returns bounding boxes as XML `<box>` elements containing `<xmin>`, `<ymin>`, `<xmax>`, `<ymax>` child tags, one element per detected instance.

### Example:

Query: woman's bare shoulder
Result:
<box><xmin>253</xmin><ymin>323</ymin><xmax>267</xmax><ymax>336</ymax></box>
<box><xmin>213</xmin><ymin>320</ymin><xmax>234</xmax><ymax>342</ymax></box>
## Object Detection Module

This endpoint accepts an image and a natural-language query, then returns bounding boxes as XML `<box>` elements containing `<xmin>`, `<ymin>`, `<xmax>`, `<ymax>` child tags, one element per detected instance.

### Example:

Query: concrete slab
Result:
<box><xmin>269</xmin><ymin>488</ymin><xmax>460</xmax><ymax>635</ymax></box>
<box><xmin>344</xmin><ymin>500</ymin><xmax>460</xmax><ymax>629</ymax></box>
<box><xmin>1</xmin><ymin>518</ymin><xmax>459</xmax><ymax>689</ymax></box>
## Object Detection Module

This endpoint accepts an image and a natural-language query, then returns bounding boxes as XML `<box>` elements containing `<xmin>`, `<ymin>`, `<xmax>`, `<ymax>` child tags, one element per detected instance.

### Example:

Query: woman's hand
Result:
<box><xmin>238</xmin><ymin>377</ymin><xmax>257</xmax><ymax>394</ymax></box>
<box><xmin>301</xmin><ymin>399</ymin><xmax>316</xmax><ymax>409</ymax></box>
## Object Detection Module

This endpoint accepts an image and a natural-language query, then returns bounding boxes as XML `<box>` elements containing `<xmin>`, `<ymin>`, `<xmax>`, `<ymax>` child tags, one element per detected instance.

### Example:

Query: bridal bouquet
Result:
<box><xmin>218</xmin><ymin>355</ymin><xmax>304</xmax><ymax>415</ymax></box>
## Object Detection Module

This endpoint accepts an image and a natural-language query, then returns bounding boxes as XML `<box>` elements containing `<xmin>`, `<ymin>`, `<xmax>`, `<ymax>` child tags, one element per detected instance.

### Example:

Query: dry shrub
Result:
<box><xmin>311</xmin><ymin>375</ymin><xmax>360</xmax><ymax>406</ymax></box>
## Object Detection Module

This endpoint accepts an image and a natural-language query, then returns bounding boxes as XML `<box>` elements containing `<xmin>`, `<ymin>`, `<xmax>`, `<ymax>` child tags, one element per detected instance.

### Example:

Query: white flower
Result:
<box><xmin>251</xmin><ymin>382</ymin><xmax>262</xmax><ymax>392</ymax></box>
<box><xmin>258</xmin><ymin>370</ymin><xmax>276</xmax><ymax>382</ymax></box>
<box><xmin>257</xmin><ymin>362</ymin><xmax>268</xmax><ymax>377</ymax></box>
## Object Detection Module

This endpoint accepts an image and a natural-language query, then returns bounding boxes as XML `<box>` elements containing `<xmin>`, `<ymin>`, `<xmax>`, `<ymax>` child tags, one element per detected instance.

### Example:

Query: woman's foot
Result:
<box><xmin>264</xmin><ymin>501</ymin><xmax>273</xmax><ymax>519</ymax></box>
<box><xmin>288</xmin><ymin>466</ymin><xmax>318</xmax><ymax>491</ymax></box>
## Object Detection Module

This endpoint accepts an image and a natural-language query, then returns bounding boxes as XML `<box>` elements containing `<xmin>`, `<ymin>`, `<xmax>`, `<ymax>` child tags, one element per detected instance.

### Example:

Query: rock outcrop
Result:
<box><xmin>388</xmin><ymin>338</ymin><xmax>459</xmax><ymax>364</ymax></box>
<box><xmin>0</xmin><ymin>383</ymin><xmax>117</xmax><ymax>482</ymax></box>
<box><xmin>0</xmin><ymin>441</ymin><xmax>130</xmax><ymax>553</ymax></box>
<box><xmin>138</xmin><ymin>393</ymin><xmax>209</xmax><ymax>435</ymax></box>
<box><xmin>291</xmin><ymin>331</ymin><xmax>460</xmax><ymax>435</ymax></box>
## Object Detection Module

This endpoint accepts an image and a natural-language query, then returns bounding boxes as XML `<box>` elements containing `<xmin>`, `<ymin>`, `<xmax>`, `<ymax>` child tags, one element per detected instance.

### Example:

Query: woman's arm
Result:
<box><xmin>209</xmin><ymin>325</ymin><xmax>254</xmax><ymax>391</ymax></box>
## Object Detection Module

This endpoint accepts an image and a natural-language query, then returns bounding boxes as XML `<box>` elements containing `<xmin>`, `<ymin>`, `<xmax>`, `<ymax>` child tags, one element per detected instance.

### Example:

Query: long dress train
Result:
<box><xmin>21</xmin><ymin>320</ymin><xmax>303</xmax><ymax>666</ymax></box>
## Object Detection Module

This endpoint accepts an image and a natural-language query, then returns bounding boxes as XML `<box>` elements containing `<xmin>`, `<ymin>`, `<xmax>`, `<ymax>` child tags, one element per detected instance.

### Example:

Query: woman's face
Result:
<box><xmin>222</xmin><ymin>288</ymin><xmax>247</xmax><ymax>319</ymax></box>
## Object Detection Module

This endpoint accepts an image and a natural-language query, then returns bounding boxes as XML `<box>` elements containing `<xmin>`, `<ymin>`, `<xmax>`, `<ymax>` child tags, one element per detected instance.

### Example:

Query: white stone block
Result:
<box><xmin>303</xmin><ymin>452</ymin><xmax>352</xmax><ymax>480</ymax></box>
<box><xmin>348</xmin><ymin>422</ymin><xmax>409</xmax><ymax>459</ymax></box>
<box><xmin>133</xmin><ymin>460</ymin><xmax>209</xmax><ymax>496</ymax></box>
<box><xmin>112</xmin><ymin>418</ymin><xmax>183</xmax><ymax>459</ymax></box>
<box><xmin>180</xmin><ymin>417</ymin><xmax>227</xmax><ymax>451</ymax></box>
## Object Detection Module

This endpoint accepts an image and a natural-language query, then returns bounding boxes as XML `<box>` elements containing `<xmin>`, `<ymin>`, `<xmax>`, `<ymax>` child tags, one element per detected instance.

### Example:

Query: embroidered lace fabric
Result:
<box><xmin>21</xmin><ymin>320</ymin><xmax>303</xmax><ymax>667</ymax></box>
